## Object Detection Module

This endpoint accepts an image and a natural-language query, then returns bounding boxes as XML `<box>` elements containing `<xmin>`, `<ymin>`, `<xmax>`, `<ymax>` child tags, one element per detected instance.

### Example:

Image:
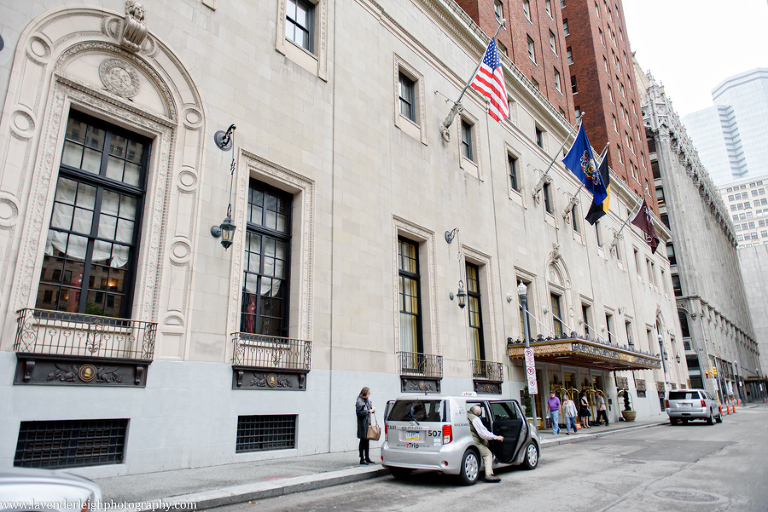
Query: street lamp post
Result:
<box><xmin>517</xmin><ymin>282</ymin><xmax>537</xmax><ymax>430</ymax></box>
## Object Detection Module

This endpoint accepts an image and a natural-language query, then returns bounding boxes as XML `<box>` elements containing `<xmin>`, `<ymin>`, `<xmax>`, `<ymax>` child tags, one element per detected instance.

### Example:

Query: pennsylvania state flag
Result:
<box><xmin>562</xmin><ymin>123</ymin><xmax>608</xmax><ymax>207</ymax></box>
<box><xmin>585</xmin><ymin>152</ymin><xmax>610</xmax><ymax>225</ymax></box>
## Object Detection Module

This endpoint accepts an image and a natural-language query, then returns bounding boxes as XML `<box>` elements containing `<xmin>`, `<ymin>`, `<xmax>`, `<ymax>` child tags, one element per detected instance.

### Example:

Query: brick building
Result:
<box><xmin>457</xmin><ymin>0</ymin><xmax>656</xmax><ymax>214</ymax></box>
<box><xmin>562</xmin><ymin>0</ymin><xmax>655</xmax><ymax>212</ymax></box>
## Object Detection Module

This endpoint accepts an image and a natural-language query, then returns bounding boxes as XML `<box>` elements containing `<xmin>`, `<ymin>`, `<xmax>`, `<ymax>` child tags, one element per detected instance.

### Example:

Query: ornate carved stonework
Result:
<box><xmin>473</xmin><ymin>380</ymin><xmax>502</xmax><ymax>394</ymax></box>
<box><xmin>15</xmin><ymin>354</ymin><xmax>150</xmax><ymax>387</ymax></box>
<box><xmin>121</xmin><ymin>1</ymin><xmax>148</xmax><ymax>52</ymax></box>
<box><xmin>232</xmin><ymin>366</ymin><xmax>308</xmax><ymax>390</ymax></box>
<box><xmin>99</xmin><ymin>58</ymin><xmax>141</xmax><ymax>98</ymax></box>
<box><xmin>401</xmin><ymin>377</ymin><xmax>441</xmax><ymax>393</ymax></box>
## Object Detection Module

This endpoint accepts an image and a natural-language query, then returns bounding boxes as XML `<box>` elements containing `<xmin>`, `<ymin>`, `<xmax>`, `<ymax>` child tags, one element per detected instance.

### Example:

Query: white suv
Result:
<box><xmin>666</xmin><ymin>389</ymin><xmax>723</xmax><ymax>425</ymax></box>
<box><xmin>381</xmin><ymin>395</ymin><xmax>540</xmax><ymax>485</ymax></box>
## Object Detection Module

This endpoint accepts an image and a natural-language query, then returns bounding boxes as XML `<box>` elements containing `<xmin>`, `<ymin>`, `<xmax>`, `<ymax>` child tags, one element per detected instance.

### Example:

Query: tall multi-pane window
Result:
<box><xmin>461</xmin><ymin>120</ymin><xmax>474</xmax><ymax>161</ymax></box>
<box><xmin>605</xmin><ymin>313</ymin><xmax>613</xmax><ymax>343</ymax></box>
<box><xmin>36</xmin><ymin>112</ymin><xmax>149</xmax><ymax>318</ymax></box>
<box><xmin>523</xmin><ymin>0</ymin><xmax>531</xmax><ymax>21</ymax></box>
<box><xmin>398</xmin><ymin>72</ymin><xmax>416</xmax><ymax>122</ymax></box>
<box><xmin>554</xmin><ymin>68</ymin><xmax>562</xmax><ymax>92</ymax></box>
<box><xmin>582</xmin><ymin>304</ymin><xmax>591</xmax><ymax>336</ymax></box>
<box><xmin>494</xmin><ymin>0</ymin><xmax>503</xmax><ymax>21</ymax></box>
<box><xmin>543</xmin><ymin>183</ymin><xmax>553</xmax><ymax>213</ymax></box>
<box><xmin>509</xmin><ymin>154</ymin><xmax>519</xmax><ymax>191</ymax></box>
<box><xmin>550</xmin><ymin>31</ymin><xmax>557</xmax><ymax>53</ymax></box>
<box><xmin>518</xmin><ymin>279</ymin><xmax>532</xmax><ymax>339</ymax></box>
<box><xmin>466</xmin><ymin>263</ymin><xmax>485</xmax><ymax>362</ymax></box>
<box><xmin>551</xmin><ymin>293</ymin><xmax>563</xmax><ymax>337</ymax></box>
<box><xmin>398</xmin><ymin>238</ymin><xmax>422</xmax><ymax>354</ymax></box>
<box><xmin>285</xmin><ymin>0</ymin><xmax>314</xmax><ymax>52</ymax></box>
<box><xmin>241</xmin><ymin>181</ymin><xmax>292</xmax><ymax>337</ymax></box>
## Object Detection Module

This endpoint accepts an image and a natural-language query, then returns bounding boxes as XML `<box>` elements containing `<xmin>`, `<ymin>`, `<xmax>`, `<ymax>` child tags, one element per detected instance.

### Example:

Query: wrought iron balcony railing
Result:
<box><xmin>232</xmin><ymin>333</ymin><xmax>312</xmax><ymax>371</ymax></box>
<box><xmin>397</xmin><ymin>351</ymin><xmax>443</xmax><ymax>379</ymax></box>
<box><xmin>471</xmin><ymin>359</ymin><xmax>504</xmax><ymax>381</ymax></box>
<box><xmin>14</xmin><ymin>308</ymin><xmax>156</xmax><ymax>360</ymax></box>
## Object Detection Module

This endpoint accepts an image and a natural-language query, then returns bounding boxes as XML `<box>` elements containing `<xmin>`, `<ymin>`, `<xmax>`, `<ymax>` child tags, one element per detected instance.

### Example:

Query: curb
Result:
<box><xmin>151</xmin><ymin>466</ymin><xmax>389</xmax><ymax>510</ymax></box>
<box><xmin>152</xmin><ymin>423</ymin><xmax>665</xmax><ymax>510</ymax></box>
<box><xmin>539</xmin><ymin>421</ymin><xmax>666</xmax><ymax>447</ymax></box>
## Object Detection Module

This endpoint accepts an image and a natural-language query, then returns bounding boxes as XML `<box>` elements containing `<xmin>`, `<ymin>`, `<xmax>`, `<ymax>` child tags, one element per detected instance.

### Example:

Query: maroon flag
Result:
<box><xmin>631</xmin><ymin>198</ymin><xmax>660</xmax><ymax>254</ymax></box>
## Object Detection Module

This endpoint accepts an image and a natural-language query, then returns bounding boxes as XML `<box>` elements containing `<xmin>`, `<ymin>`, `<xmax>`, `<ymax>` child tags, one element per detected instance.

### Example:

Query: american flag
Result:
<box><xmin>470</xmin><ymin>39</ymin><xmax>509</xmax><ymax>122</ymax></box>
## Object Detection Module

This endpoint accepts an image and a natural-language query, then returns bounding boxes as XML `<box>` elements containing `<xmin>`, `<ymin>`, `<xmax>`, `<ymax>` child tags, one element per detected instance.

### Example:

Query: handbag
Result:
<box><xmin>366</xmin><ymin>412</ymin><xmax>381</xmax><ymax>440</ymax></box>
<box><xmin>575</xmin><ymin>422</ymin><xmax>581</xmax><ymax>431</ymax></box>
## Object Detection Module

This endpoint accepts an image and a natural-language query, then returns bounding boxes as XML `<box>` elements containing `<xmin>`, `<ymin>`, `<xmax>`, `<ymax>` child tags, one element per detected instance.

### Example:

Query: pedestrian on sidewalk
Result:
<box><xmin>579</xmin><ymin>391</ymin><xmax>591</xmax><ymax>429</ymax></box>
<box><xmin>596</xmin><ymin>393</ymin><xmax>609</xmax><ymax>426</ymax></box>
<box><xmin>562</xmin><ymin>395</ymin><xmax>578</xmax><ymax>434</ymax></box>
<box><xmin>356</xmin><ymin>387</ymin><xmax>376</xmax><ymax>465</ymax></box>
<box><xmin>467</xmin><ymin>405</ymin><xmax>504</xmax><ymax>483</ymax></box>
<box><xmin>546</xmin><ymin>390</ymin><xmax>561</xmax><ymax>435</ymax></box>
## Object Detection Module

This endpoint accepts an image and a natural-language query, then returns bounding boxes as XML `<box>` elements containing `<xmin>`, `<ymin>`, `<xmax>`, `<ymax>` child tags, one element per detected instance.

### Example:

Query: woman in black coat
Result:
<box><xmin>356</xmin><ymin>387</ymin><xmax>375</xmax><ymax>464</ymax></box>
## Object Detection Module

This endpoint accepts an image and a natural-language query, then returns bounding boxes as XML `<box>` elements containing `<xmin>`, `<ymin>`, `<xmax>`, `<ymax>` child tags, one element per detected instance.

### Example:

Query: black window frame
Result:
<box><xmin>398</xmin><ymin>72</ymin><xmax>416</xmax><ymax>123</ymax></box>
<box><xmin>461</xmin><ymin>119</ymin><xmax>474</xmax><ymax>161</ymax></box>
<box><xmin>286</xmin><ymin>0</ymin><xmax>315</xmax><ymax>53</ymax></box>
<box><xmin>543</xmin><ymin>182</ymin><xmax>553</xmax><ymax>213</ymax></box>
<box><xmin>398</xmin><ymin>237</ymin><xmax>424</xmax><ymax>355</ymax></box>
<box><xmin>466</xmin><ymin>262</ymin><xmax>486</xmax><ymax>361</ymax></box>
<box><xmin>240</xmin><ymin>179</ymin><xmax>293</xmax><ymax>338</ymax></box>
<box><xmin>36</xmin><ymin>111</ymin><xmax>150</xmax><ymax>319</ymax></box>
<box><xmin>508</xmin><ymin>154</ymin><xmax>519</xmax><ymax>191</ymax></box>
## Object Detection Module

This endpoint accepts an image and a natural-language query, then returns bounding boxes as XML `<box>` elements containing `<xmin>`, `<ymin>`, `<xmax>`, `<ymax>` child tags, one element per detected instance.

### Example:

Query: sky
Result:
<box><xmin>622</xmin><ymin>0</ymin><xmax>768</xmax><ymax>118</ymax></box>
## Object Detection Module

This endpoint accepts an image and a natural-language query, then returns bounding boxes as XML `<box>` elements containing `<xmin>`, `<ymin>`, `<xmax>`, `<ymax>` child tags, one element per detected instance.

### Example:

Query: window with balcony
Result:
<box><xmin>241</xmin><ymin>180</ymin><xmax>292</xmax><ymax>337</ymax></box>
<box><xmin>37</xmin><ymin>112</ymin><xmax>148</xmax><ymax>319</ymax></box>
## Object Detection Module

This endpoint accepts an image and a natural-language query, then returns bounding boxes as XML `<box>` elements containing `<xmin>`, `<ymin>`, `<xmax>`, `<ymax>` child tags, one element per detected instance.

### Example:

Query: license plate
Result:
<box><xmin>405</xmin><ymin>430</ymin><xmax>420</xmax><ymax>440</ymax></box>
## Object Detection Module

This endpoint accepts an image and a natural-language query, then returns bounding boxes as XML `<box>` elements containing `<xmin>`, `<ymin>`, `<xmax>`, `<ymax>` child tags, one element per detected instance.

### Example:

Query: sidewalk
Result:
<box><xmin>92</xmin><ymin>416</ymin><xmax>671</xmax><ymax>510</ymax></box>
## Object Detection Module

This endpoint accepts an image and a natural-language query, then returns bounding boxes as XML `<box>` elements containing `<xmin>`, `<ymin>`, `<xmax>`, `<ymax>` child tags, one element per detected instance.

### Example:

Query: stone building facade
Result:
<box><xmin>635</xmin><ymin>61</ymin><xmax>763</xmax><ymax>403</ymax></box>
<box><xmin>0</xmin><ymin>0</ymin><xmax>683</xmax><ymax>476</ymax></box>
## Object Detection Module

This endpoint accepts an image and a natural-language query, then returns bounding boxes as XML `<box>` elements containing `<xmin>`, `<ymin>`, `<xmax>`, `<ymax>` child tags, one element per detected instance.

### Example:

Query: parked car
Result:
<box><xmin>666</xmin><ymin>388</ymin><xmax>722</xmax><ymax>425</ymax></box>
<box><xmin>381</xmin><ymin>394</ymin><xmax>540</xmax><ymax>485</ymax></box>
<box><xmin>0</xmin><ymin>467</ymin><xmax>102</xmax><ymax>512</ymax></box>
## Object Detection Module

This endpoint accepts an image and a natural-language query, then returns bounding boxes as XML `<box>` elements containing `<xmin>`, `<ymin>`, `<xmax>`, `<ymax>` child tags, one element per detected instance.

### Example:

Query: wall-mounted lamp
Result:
<box><xmin>445</xmin><ymin>228</ymin><xmax>466</xmax><ymax>309</ymax></box>
<box><xmin>618</xmin><ymin>307</ymin><xmax>625</xmax><ymax>315</ymax></box>
<box><xmin>676</xmin><ymin>355</ymin><xmax>681</xmax><ymax>364</ymax></box>
<box><xmin>210</xmin><ymin>124</ymin><xmax>237</xmax><ymax>249</ymax></box>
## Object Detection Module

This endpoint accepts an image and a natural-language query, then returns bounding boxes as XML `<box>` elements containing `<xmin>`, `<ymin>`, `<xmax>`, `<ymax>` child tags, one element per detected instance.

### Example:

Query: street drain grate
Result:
<box><xmin>654</xmin><ymin>490</ymin><xmax>722</xmax><ymax>504</ymax></box>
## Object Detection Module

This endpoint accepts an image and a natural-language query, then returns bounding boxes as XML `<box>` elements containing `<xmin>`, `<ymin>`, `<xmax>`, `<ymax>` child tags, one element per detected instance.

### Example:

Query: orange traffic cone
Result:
<box><xmin>738</xmin><ymin>398</ymin><xmax>741</xmax><ymax>405</ymax></box>
<box><xmin>732</xmin><ymin>402</ymin><xmax>737</xmax><ymax>413</ymax></box>
<box><xmin>719</xmin><ymin>404</ymin><xmax>724</xmax><ymax>415</ymax></box>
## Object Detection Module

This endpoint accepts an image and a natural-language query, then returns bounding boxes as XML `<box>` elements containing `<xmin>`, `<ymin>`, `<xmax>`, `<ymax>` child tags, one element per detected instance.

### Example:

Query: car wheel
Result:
<box><xmin>458</xmin><ymin>449</ymin><xmax>480</xmax><ymax>485</ymax></box>
<box><xmin>715</xmin><ymin>413</ymin><xmax>723</xmax><ymax>423</ymax></box>
<box><xmin>521</xmin><ymin>442</ymin><xmax>539</xmax><ymax>470</ymax></box>
<box><xmin>388</xmin><ymin>467</ymin><xmax>413</xmax><ymax>479</ymax></box>
<box><xmin>670</xmin><ymin>418</ymin><xmax>679</xmax><ymax>425</ymax></box>
<box><xmin>707</xmin><ymin>412</ymin><xmax>715</xmax><ymax>425</ymax></box>
<box><xmin>681</xmin><ymin>419</ymin><xmax>688</xmax><ymax>424</ymax></box>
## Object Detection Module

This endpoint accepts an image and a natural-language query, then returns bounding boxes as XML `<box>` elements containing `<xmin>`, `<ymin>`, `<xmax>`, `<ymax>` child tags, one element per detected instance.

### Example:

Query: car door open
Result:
<box><xmin>487</xmin><ymin>400</ymin><xmax>525</xmax><ymax>463</ymax></box>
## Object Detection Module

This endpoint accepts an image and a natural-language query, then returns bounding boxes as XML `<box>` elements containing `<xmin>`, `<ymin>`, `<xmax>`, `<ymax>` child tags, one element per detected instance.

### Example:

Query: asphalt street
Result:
<box><xmin>211</xmin><ymin>406</ymin><xmax>768</xmax><ymax>512</ymax></box>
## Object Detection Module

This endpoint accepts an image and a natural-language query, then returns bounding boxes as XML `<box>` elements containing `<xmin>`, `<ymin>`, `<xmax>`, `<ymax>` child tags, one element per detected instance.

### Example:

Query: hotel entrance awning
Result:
<box><xmin>508</xmin><ymin>336</ymin><xmax>662</xmax><ymax>371</ymax></box>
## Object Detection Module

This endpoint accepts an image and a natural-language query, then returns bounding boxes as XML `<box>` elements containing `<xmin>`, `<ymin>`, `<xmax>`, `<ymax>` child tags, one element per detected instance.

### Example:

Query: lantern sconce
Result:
<box><xmin>445</xmin><ymin>228</ymin><xmax>466</xmax><ymax>308</ymax></box>
<box><xmin>210</xmin><ymin>124</ymin><xmax>237</xmax><ymax>249</ymax></box>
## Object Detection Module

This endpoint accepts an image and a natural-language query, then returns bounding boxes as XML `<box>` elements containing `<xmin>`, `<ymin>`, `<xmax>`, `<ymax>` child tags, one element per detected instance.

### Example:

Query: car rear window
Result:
<box><xmin>387</xmin><ymin>400</ymin><xmax>445</xmax><ymax>422</ymax></box>
<box><xmin>669</xmin><ymin>391</ymin><xmax>701</xmax><ymax>400</ymax></box>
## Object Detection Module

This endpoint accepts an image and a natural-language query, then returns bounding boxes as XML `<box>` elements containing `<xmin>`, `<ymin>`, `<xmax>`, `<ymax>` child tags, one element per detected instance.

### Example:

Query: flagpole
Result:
<box><xmin>440</xmin><ymin>19</ymin><xmax>506</xmax><ymax>142</ymax></box>
<box><xmin>532</xmin><ymin>112</ymin><xmax>584</xmax><ymax>202</ymax></box>
<box><xmin>561</xmin><ymin>142</ymin><xmax>608</xmax><ymax>220</ymax></box>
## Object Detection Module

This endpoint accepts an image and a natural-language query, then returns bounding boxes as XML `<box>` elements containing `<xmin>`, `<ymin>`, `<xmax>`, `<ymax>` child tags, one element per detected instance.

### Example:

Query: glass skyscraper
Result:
<box><xmin>684</xmin><ymin>68</ymin><xmax>768</xmax><ymax>187</ymax></box>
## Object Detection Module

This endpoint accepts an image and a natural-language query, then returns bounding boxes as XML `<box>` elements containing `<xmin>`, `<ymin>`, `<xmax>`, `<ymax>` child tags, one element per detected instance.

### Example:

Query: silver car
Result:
<box><xmin>666</xmin><ymin>388</ymin><xmax>723</xmax><ymax>425</ymax></box>
<box><xmin>381</xmin><ymin>395</ymin><xmax>540</xmax><ymax>485</ymax></box>
<box><xmin>0</xmin><ymin>467</ymin><xmax>102</xmax><ymax>512</ymax></box>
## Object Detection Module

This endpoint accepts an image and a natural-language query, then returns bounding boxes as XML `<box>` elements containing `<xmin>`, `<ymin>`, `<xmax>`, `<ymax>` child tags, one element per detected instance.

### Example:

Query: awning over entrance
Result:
<box><xmin>508</xmin><ymin>336</ymin><xmax>662</xmax><ymax>371</ymax></box>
